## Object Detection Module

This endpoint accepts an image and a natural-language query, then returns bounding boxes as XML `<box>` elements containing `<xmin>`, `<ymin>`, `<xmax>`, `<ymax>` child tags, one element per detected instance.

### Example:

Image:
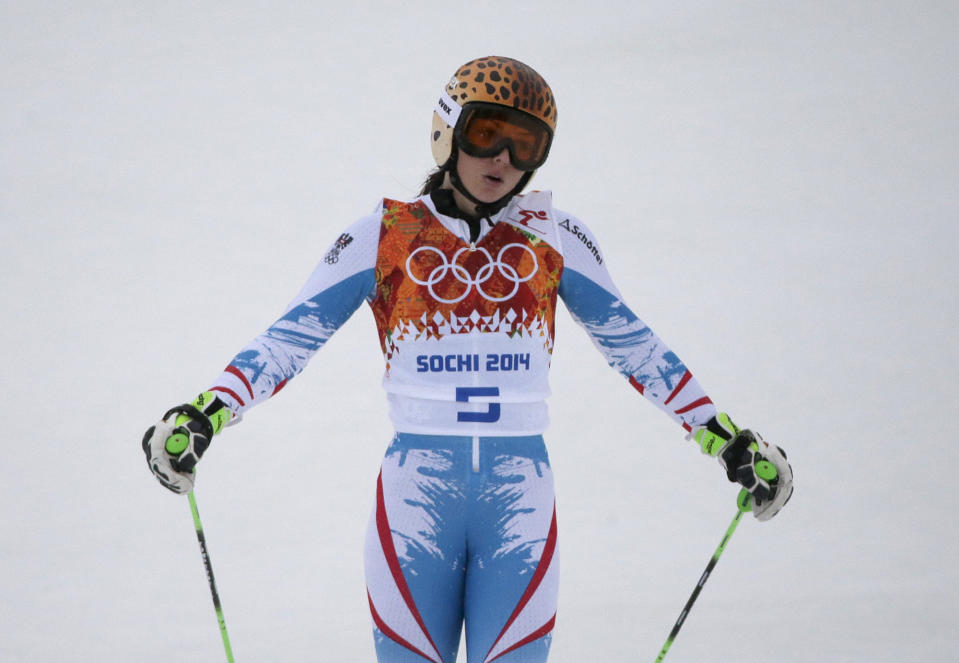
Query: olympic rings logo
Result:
<box><xmin>405</xmin><ymin>243</ymin><xmax>538</xmax><ymax>304</ymax></box>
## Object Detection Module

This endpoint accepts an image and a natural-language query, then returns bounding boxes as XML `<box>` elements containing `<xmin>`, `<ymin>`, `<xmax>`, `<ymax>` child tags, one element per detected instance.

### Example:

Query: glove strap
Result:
<box><xmin>162</xmin><ymin>392</ymin><xmax>231</xmax><ymax>439</ymax></box>
<box><xmin>694</xmin><ymin>412</ymin><xmax>740</xmax><ymax>456</ymax></box>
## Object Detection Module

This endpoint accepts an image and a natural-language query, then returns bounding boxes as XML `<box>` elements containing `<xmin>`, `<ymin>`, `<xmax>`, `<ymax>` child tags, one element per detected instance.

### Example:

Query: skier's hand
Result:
<box><xmin>142</xmin><ymin>392</ymin><xmax>231</xmax><ymax>494</ymax></box>
<box><xmin>693</xmin><ymin>413</ymin><xmax>794</xmax><ymax>521</ymax></box>
<box><xmin>720</xmin><ymin>429</ymin><xmax>793</xmax><ymax>521</ymax></box>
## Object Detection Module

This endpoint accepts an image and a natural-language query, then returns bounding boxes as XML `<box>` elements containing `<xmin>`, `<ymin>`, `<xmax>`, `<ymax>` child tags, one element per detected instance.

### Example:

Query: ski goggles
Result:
<box><xmin>453</xmin><ymin>102</ymin><xmax>553</xmax><ymax>171</ymax></box>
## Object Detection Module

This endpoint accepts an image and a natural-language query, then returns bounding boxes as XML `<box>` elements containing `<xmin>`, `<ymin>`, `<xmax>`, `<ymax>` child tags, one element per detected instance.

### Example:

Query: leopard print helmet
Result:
<box><xmin>431</xmin><ymin>56</ymin><xmax>557</xmax><ymax>168</ymax></box>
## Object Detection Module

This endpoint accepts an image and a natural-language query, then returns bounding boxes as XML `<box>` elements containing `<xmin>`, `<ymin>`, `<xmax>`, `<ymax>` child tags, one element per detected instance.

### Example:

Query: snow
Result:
<box><xmin>2</xmin><ymin>1</ymin><xmax>957</xmax><ymax>661</ymax></box>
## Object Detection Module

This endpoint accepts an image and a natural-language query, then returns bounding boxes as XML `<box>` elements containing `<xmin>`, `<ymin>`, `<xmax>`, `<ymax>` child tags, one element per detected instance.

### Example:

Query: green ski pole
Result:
<box><xmin>165</xmin><ymin>411</ymin><xmax>235</xmax><ymax>662</ymax></box>
<box><xmin>186</xmin><ymin>489</ymin><xmax>236</xmax><ymax>663</ymax></box>
<box><xmin>654</xmin><ymin>459</ymin><xmax>778</xmax><ymax>662</ymax></box>
<box><xmin>654</xmin><ymin>504</ymin><xmax>744</xmax><ymax>662</ymax></box>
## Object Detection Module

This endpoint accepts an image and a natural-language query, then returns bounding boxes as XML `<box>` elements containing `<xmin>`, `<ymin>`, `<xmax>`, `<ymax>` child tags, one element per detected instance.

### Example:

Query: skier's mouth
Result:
<box><xmin>484</xmin><ymin>174</ymin><xmax>503</xmax><ymax>184</ymax></box>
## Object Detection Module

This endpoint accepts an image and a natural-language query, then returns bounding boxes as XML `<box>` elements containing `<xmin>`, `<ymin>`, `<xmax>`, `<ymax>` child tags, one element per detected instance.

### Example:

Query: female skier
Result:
<box><xmin>143</xmin><ymin>56</ymin><xmax>793</xmax><ymax>662</ymax></box>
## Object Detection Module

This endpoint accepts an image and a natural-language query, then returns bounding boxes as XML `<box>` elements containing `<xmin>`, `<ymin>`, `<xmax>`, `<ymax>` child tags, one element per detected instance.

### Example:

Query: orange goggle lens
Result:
<box><xmin>455</xmin><ymin>104</ymin><xmax>553</xmax><ymax>171</ymax></box>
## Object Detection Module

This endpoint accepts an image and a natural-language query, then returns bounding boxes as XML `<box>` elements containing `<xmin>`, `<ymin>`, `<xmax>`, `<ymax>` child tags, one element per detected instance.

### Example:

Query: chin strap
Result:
<box><xmin>430</xmin><ymin>186</ymin><xmax>494</xmax><ymax>243</ymax></box>
<box><xmin>443</xmin><ymin>150</ymin><xmax>534</xmax><ymax>218</ymax></box>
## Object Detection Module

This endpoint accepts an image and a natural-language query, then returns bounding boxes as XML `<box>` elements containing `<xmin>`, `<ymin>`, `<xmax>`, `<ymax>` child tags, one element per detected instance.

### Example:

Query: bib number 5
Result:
<box><xmin>456</xmin><ymin>386</ymin><xmax>501</xmax><ymax>423</ymax></box>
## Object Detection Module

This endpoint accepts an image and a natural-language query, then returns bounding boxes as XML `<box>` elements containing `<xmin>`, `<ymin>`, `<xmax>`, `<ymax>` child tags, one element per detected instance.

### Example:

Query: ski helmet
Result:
<box><xmin>431</xmin><ymin>56</ymin><xmax>557</xmax><ymax>171</ymax></box>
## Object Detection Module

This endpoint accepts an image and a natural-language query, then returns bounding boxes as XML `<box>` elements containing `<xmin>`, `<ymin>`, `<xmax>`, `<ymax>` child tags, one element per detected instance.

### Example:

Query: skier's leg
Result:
<box><xmin>464</xmin><ymin>436</ymin><xmax>559</xmax><ymax>663</ymax></box>
<box><xmin>365</xmin><ymin>434</ymin><xmax>471</xmax><ymax>663</ymax></box>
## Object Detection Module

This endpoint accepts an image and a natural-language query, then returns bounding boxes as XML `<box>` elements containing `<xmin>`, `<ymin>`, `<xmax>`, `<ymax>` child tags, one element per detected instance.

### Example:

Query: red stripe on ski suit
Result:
<box><xmin>489</xmin><ymin>614</ymin><xmax>557</xmax><ymax>662</ymax></box>
<box><xmin>674</xmin><ymin>395</ymin><xmax>713</xmax><ymax>415</ymax></box>
<box><xmin>210</xmin><ymin>385</ymin><xmax>245</xmax><ymax>408</ymax></box>
<box><xmin>367</xmin><ymin>590</ymin><xmax>440</xmax><ymax>662</ymax></box>
<box><xmin>485</xmin><ymin>503</ymin><xmax>558</xmax><ymax>661</ymax></box>
<box><xmin>224</xmin><ymin>365</ymin><xmax>255</xmax><ymax>401</ymax></box>
<box><xmin>373</xmin><ymin>470</ymin><xmax>444</xmax><ymax>662</ymax></box>
<box><xmin>663</xmin><ymin>370</ymin><xmax>692</xmax><ymax>406</ymax></box>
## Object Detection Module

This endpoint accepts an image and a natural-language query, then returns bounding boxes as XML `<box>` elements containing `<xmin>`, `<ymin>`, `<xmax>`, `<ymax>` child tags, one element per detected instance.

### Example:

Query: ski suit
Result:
<box><xmin>208</xmin><ymin>190</ymin><xmax>717</xmax><ymax>662</ymax></box>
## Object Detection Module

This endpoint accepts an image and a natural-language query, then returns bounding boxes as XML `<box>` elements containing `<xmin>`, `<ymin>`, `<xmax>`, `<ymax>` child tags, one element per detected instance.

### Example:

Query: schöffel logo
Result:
<box><xmin>324</xmin><ymin>233</ymin><xmax>354</xmax><ymax>264</ymax></box>
<box><xmin>559</xmin><ymin>218</ymin><xmax>603</xmax><ymax>265</ymax></box>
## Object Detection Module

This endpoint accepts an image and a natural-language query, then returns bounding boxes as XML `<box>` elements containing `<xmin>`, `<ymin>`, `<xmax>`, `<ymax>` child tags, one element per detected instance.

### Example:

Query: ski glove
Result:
<box><xmin>693</xmin><ymin>413</ymin><xmax>794</xmax><ymax>521</ymax></box>
<box><xmin>142</xmin><ymin>391</ymin><xmax>231</xmax><ymax>494</ymax></box>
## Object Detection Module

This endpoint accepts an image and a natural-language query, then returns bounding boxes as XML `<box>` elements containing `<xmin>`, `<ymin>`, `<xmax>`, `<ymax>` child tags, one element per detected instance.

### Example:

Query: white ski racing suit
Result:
<box><xmin>208</xmin><ymin>190</ymin><xmax>717</xmax><ymax>662</ymax></box>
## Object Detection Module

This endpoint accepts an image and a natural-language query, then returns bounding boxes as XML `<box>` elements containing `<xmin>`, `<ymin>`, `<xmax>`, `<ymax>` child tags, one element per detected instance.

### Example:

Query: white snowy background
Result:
<box><xmin>2</xmin><ymin>2</ymin><xmax>956</xmax><ymax>661</ymax></box>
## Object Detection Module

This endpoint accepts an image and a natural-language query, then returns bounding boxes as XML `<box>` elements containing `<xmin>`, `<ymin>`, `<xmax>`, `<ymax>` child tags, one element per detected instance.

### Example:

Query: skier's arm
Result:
<box><xmin>555</xmin><ymin>210</ymin><xmax>793</xmax><ymax>519</ymax></box>
<box><xmin>555</xmin><ymin>211</ymin><xmax>716</xmax><ymax>432</ymax></box>
<box><xmin>142</xmin><ymin>210</ymin><xmax>380</xmax><ymax>494</ymax></box>
<box><xmin>208</xmin><ymin>211</ymin><xmax>380</xmax><ymax>418</ymax></box>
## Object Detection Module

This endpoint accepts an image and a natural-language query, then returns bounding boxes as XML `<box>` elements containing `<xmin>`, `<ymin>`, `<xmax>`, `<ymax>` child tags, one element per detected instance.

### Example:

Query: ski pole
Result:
<box><xmin>654</xmin><ymin>459</ymin><xmax>778</xmax><ymax>662</ymax></box>
<box><xmin>653</xmin><ymin>500</ymin><xmax>745</xmax><ymax>662</ymax></box>
<box><xmin>186</xmin><ymin>490</ymin><xmax>236</xmax><ymax>663</ymax></box>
